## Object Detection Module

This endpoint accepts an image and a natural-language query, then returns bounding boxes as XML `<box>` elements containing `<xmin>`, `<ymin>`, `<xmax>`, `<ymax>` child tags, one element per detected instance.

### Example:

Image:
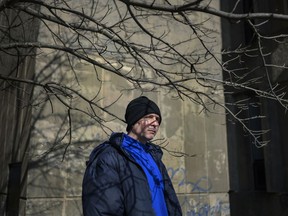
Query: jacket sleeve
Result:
<box><xmin>82</xmin><ymin>148</ymin><xmax>124</xmax><ymax>216</ymax></box>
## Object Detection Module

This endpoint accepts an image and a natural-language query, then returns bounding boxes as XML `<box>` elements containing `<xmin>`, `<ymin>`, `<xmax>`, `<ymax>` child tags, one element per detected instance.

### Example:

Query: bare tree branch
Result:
<box><xmin>1</xmin><ymin>0</ymin><xmax>288</xmax><ymax>153</ymax></box>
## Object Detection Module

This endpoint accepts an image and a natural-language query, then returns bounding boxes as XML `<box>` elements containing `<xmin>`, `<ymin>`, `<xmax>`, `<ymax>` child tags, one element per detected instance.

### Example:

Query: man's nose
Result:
<box><xmin>151</xmin><ymin>118</ymin><xmax>160</xmax><ymax>125</ymax></box>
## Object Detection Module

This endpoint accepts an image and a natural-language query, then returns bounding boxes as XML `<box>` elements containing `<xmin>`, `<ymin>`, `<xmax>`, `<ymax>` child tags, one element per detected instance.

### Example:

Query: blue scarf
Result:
<box><xmin>122</xmin><ymin>134</ymin><xmax>168</xmax><ymax>216</ymax></box>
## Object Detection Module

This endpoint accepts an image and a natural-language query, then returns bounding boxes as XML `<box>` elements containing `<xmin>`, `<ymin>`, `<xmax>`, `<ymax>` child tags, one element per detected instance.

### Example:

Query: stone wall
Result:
<box><xmin>27</xmin><ymin>66</ymin><xmax>229</xmax><ymax>216</ymax></box>
<box><xmin>1</xmin><ymin>1</ymin><xmax>230</xmax><ymax>215</ymax></box>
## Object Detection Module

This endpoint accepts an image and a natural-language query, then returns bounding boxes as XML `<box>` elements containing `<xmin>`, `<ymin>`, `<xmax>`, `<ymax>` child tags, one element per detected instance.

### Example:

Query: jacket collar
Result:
<box><xmin>109</xmin><ymin>132</ymin><xmax>163</xmax><ymax>160</ymax></box>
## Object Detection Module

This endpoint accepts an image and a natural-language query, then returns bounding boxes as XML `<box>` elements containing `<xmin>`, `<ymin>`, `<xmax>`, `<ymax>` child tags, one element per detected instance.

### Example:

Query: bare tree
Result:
<box><xmin>1</xmin><ymin>0</ymin><xmax>288</xmax><ymax>153</ymax></box>
<box><xmin>1</xmin><ymin>0</ymin><xmax>288</xmax><ymax>215</ymax></box>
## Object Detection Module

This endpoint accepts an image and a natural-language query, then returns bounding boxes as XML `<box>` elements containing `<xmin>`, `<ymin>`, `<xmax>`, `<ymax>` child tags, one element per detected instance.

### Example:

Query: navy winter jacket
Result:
<box><xmin>82</xmin><ymin>132</ymin><xmax>182</xmax><ymax>216</ymax></box>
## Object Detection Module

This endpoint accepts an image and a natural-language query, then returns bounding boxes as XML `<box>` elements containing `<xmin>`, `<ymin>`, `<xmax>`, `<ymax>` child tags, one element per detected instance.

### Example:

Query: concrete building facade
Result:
<box><xmin>0</xmin><ymin>6</ymin><xmax>40</xmax><ymax>216</ymax></box>
<box><xmin>222</xmin><ymin>0</ymin><xmax>288</xmax><ymax>215</ymax></box>
<box><xmin>21</xmin><ymin>1</ymin><xmax>230</xmax><ymax>215</ymax></box>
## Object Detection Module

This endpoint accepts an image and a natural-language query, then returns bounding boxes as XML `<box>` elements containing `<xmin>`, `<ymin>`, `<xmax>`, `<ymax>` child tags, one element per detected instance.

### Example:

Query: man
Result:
<box><xmin>82</xmin><ymin>96</ymin><xmax>182</xmax><ymax>216</ymax></box>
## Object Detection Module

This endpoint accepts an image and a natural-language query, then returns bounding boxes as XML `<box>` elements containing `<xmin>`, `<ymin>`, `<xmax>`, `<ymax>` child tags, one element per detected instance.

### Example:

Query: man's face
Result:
<box><xmin>129</xmin><ymin>113</ymin><xmax>160</xmax><ymax>143</ymax></box>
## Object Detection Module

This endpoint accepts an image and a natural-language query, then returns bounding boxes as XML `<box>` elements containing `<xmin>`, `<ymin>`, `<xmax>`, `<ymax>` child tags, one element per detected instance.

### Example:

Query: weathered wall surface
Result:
<box><xmin>0</xmin><ymin>0</ymin><xmax>230</xmax><ymax>215</ymax></box>
<box><xmin>27</xmin><ymin>68</ymin><xmax>229</xmax><ymax>216</ymax></box>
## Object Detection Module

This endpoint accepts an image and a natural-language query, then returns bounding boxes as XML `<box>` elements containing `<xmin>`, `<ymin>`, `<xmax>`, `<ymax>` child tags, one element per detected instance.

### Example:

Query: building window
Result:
<box><xmin>227</xmin><ymin>92</ymin><xmax>267</xmax><ymax>191</ymax></box>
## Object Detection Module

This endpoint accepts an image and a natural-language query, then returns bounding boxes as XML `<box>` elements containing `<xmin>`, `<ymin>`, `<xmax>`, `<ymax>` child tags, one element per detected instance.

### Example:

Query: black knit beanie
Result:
<box><xmin>125</xmin><ymin>96</ymin><xmax>162</xmax><ymax>132</ymax></box>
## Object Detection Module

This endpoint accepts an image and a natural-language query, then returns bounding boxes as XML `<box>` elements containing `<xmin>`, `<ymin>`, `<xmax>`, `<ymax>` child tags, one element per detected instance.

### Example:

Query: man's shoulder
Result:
<box><xmin>89</xmin><ymin>133</ymin><xmax>123</xmax><ymax>155</ymax></box>
<box><xmin>88</xmin><ymin>141</ymin><xmax>115</xmax><ymax>158</ymax></box>
<box><xmin>86</xmin><ymin>135</ymin><xmax>125</xmax><ymax>167</ymax></box>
